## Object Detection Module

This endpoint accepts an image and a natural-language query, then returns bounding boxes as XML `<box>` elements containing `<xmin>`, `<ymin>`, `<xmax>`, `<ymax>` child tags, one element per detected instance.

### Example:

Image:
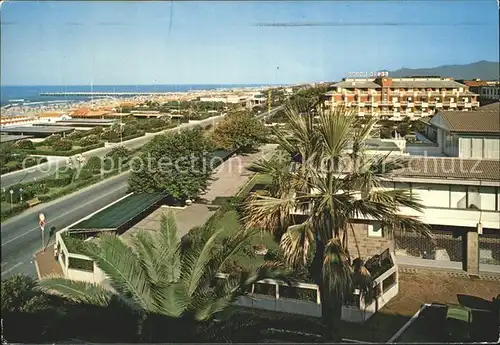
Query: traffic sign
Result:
<box><xmin>39</xmin><ymin>213</ymin><xmax>46</xmax><ymax>231</ymax></box>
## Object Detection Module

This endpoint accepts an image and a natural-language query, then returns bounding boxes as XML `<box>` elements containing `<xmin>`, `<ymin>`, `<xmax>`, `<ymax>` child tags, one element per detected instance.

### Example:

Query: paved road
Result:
<box><xmin>0</xmin><ymin>116</ymin><xmax>225</xmax><ymax>188</ymax></box>
<box><xmin>0</xmin><ymin>106</ymin><xmax>283</xmax><ymax>279</ymax></box>
<box><xmin>1</xmin><ymin>172</ymin><xmax>130</xmax><ymax>279</ymax></box>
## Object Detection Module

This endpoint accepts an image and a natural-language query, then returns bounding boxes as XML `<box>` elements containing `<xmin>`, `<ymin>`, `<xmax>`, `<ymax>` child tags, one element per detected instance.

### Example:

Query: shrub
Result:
<box><xmin>14</xmin><ymin>140</ymin><xmax>34</xmax><ymax>150</ymax></box>
<box><xmin>100</xmin><ymin>130</ymin><xmax>119</xmax><ymax>141</ymax></box>
<box><xmin>45</xmin><ymin>176</ymin><xmax>73</xmax><ymax>188</ymax></box>
<box><xmin>79</xmin><ymin>134</ymin><xmax>99</xmax><ymax>147</ymax></box>
<box><xmin>87</xmin><ymin>126</ymin><xmax>104</xmax><ymax>135</ymax></box>
<box><xmin>104</xmin><ymin>146</ymin><xmax>131</xmax><ymax>169</ymax></box>
<box><xmin>51</xmin><ymin>139</ymin><xmax>73</xmax><ymax>151</ymax></box>
<box><xmin>67</xmin><ymin>131</ymin><xmax>85</xmax><ymax>140</ymax></box>
<box><xmin>75</xmin><ymin>168</ymin><xmax>94</xmax><ymax>181</ymax></box>
<box><xmin>107</xmin><ymin>131</ymin><xmax>145</xmax><ymax>143</ymax></box>
<box><xmin>122</xmin><ymin>124</ymin><xmax>138</xmax><ymax>137</ymax></box>
<box><xmin>44</xmin><ymin>134</ymin><xmax>62</xmax><ymax>146</ymax></box>
<box><xmin>85</xmin><ymin>156</ymin><xmax>102</xmax><ymax>174</ymax></box>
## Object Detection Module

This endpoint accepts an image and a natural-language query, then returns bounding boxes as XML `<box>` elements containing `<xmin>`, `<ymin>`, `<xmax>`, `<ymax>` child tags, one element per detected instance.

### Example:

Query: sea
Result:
<box><xmin>0</xmin><ymin>84</ymin><xmax>271</xmax><ymax>107</ymax></box>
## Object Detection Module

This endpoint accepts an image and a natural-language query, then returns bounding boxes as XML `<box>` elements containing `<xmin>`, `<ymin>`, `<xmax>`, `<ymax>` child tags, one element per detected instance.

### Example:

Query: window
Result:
<box><xmin>368</xmin><ymin>222</ymin><xmax>383</xmax><ymax>237</ymax></box>
<box><xmin>480</xmin><ymin>186</ymin><xmax>497</xmax><ymax>211</ymax></box>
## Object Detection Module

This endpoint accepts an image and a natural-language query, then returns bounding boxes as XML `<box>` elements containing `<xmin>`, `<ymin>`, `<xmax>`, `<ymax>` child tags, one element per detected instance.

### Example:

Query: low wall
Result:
<box><xmin>227</xmin><ymin>256</ymin><xmax>398</xmax><ymax>324</ymax></box>
<box><xmin>55</xmin><ymin>231</ymin><xmax>107</xmax><ymax>283</ymax></box>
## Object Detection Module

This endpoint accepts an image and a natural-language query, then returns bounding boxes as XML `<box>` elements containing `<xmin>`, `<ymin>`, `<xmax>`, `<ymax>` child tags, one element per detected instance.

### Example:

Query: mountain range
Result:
<box><xmin>389</xmin><ymin>60</ymin><xmax>499</xmax><ymax>81</ymax></box>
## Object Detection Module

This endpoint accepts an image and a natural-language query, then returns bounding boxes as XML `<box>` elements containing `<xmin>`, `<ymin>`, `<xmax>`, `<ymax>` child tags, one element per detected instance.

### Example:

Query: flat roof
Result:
<box><xmin>0</xmin><ymin>126</ymin><xmax>74</xmax><ymax>135</ymax></box>
<box><xmin>0</xmin><ymin>134</ymin><xmax>34</xmax><ymax>143</ymax></box>
<box><xmin>57</xmin><ymin>119</ymin><xmax>115</xmax><ymax>124</ymax></box>
<box><xmin>69</xmin><ymin>193</ymin><xmax>166</xmax><ymax>231</ymax></box>
<box><xmin>33</xmin><ymin>122</ymin><xmax>112</xmax><ymax>128</ymax></box>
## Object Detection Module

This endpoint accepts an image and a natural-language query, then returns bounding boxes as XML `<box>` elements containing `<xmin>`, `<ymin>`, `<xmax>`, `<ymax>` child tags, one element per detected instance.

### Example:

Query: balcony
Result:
<box><xmin>465</xmin><ymin>103</ymin><xmax>472</xmax><ymax>108</ymax></box>
<box><xmin>392</xmin><ymin>102</ymin><xmax>400</xmax><ymax>107</ymax></box>
<box><xmin>472</xmin><ymin>101</ymin><xmax>480</xmax><ymax>107</ymax></box>
<box><xmin>358</xmin><ymin>102</ymin><xmax>365</xmax><ymax>107</ymax></box>
<box><xmin>435</xmin><ymin>103</ymin><xmax>443</xmax><ymax>108</ymax></box>
<box><xmin>407</xmin><ymin>102</ymin><xmax>414</xmax><ymax>107</ymax></box>
<box><xmin>370</xmin><ymin>102</ymin><xmax>379</xmax><ymax>107</ymax></box>
<box><xmin>421</xmin><ymin>102</ymin><xmax>428</xmax><ymax>108</ymax></box>
<box><xmin>449</xmin><ymin>102</ymin><xmax>457</xmax><ymax>108</ymax></box>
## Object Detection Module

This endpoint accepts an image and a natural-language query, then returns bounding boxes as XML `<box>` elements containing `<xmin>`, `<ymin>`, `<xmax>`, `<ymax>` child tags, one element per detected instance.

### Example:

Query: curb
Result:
<box><xmin>33</xmin><ymin>253</ymin><xmax>41</xmax><ymax>279</ymax></box>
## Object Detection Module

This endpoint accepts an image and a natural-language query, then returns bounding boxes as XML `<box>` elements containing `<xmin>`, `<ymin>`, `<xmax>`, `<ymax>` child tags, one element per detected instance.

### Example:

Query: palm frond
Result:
<box><xmin>321</xmin><ymin>238</ymin><xmax>353</xmax><ymax>304</ymax></box>
<box><xmin>317</xmin><ymin>107</ymin><xmax>355</xmax><ymax>160</ymax></box>
<box><xmin>132</xmin><ymin>230</ymin><xmax>160</xmax><ymax>284</ymax></box>
<box><xmin>84</xmin><ymin>234</ymin><xmax>153</xmax><ymax>311</ymax></box>
<box><xmin>151</xmin><ymin>281</ymin><xmax>189</xmax><ymax>318</ymax></box>
<box><xmin>279</xmin><ymin>222</ymin><xmax>315</xmax><ymax>268</ymax></box>
<box><xmin>36</xmin><ymin>277</ymin><xmax>112</xmax><ymax>307</ymax></box>
<box><xmin>242</xmin><ymin>193</ymin><xmax>297</xmax><ymax>231</ymax></box>
<box><xmin>155</xmin><ymin>212</ymin><xmax>181</xmax><ymax>282</ymax></box>
<box><xmin>181</xmin><ymin>227</ymin><xmax>225</xmax><ymax>297</ymax></box>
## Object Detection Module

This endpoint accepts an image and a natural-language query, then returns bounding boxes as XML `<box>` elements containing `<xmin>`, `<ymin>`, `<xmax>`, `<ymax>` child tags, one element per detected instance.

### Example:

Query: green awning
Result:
<box><xmin>70</xmin><ymin>193</ymin><xmax>166</xmax><ymax>230</ymax></box>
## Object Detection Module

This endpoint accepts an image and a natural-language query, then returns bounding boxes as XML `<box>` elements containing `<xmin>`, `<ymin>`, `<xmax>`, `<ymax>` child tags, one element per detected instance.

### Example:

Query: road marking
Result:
<box><xmin>1</xmin><ymin>184</ymin><xmax>128</xmax><ymax>247</ymax></box>
<box><xmin>1</xmin><ymin>262</ymin><xmax>24</xmax><ymax>277</ymax></box>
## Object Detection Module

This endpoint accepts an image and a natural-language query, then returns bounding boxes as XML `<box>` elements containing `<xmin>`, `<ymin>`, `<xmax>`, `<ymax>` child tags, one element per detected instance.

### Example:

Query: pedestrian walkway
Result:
<box><xmin>202</xmin><ymin>144</ymin><xmax>277</xmax><ymax>203</ymax></box>
<box><xmin>35</xmin><ymin>244</ymin><xmax>63</xmax><ymax>279</ymax></box>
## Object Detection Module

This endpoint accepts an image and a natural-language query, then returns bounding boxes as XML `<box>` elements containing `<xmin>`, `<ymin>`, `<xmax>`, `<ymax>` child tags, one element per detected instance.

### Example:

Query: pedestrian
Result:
<box><xmin>54</xmin><ymin>244</ymin><xmax>58</xmax><ymax>261</ymax></box>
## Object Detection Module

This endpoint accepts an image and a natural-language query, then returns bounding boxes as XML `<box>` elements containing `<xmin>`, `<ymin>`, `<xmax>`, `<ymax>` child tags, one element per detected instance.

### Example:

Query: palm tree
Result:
<box><xmin>243</xmin><ymin>104</ymin><xmax>430</xmax><ymax>340</ymax></box>
<box><xmin>37</xmin><ymin>211</ymin><xmax>288</xmax><ymax>342</ymax></box>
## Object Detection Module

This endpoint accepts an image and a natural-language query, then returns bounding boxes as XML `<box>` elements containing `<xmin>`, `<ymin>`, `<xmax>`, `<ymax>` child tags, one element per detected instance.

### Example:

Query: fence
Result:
<box><xmin>229</xmin><ymin>253</ymin><xmax>399</xmax><ymax>323</ymax></box>
<box><xmin>394</xmin><ymin>229</ymin><xmax>463</xmax><ymax>262</ymax></box>
<box><xmin>479</xmin><ymin>230</ymin><xmax>500</xmax><ymax>266</ymax></box>
<box><xmin>56</xmin><ymin>228</ymin><xmax>398</xmax><ymax>323</ymax></box>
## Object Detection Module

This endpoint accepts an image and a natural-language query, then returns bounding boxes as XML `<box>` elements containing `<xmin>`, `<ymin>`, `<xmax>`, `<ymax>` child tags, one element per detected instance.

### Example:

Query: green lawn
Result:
<box><xmin>214</xmin><ymin>209</ymin><xmax>279</xmax><ymax>269</ymax></box>
<box><xmin>237</xmin><ymin>173</ymin><xmax>272</xmax><ymax>197</ymax></box>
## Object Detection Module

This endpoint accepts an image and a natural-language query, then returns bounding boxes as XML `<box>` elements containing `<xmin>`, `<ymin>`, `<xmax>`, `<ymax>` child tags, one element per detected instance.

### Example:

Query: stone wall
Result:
<box><xmin>348</xmin><ymin>221</ymin><xmax>394</xmax><ymax>260</ymax></box>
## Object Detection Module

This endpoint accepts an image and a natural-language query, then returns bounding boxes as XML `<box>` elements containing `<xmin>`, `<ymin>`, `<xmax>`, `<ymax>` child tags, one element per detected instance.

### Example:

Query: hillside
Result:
<box><xmin>389</xmin><ymin>61</ymin><xmax>499</xmax><ymax>81</ymax></box>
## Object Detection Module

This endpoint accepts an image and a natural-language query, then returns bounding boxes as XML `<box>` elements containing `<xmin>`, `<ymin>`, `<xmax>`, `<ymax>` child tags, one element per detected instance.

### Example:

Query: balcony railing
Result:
<box><xmin>436</xmin><ymin>103</ymin><xmax>443</xmax><ymax>108</ymax></box>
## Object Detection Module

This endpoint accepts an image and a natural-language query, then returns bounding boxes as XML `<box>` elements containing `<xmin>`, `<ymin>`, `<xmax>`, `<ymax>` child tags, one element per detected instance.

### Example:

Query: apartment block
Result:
<box><xmin>322</xmin><ymin>77</ymin><xmax>480</xmax><ymax>120</ymax></box>
<box><xmin>459</xmin><ymin>80</ymin><xmax>500</xmax><ymax>102</ymax></box>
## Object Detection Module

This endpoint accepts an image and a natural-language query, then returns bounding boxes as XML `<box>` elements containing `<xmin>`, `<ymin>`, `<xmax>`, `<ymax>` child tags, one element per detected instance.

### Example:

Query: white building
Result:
<box><xmin>292</xmin><ymin>157</ymin><xmax>500</xmax><ymax>275</ymax></box>
<box><xmin>420</xmin><ymin>103</ymin><xmax>500</xmax><ymax>159</ymax></box>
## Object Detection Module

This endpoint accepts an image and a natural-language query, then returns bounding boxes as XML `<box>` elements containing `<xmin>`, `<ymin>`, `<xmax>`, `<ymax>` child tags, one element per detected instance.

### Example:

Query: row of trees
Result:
<box><xmin>128</xmin><ymin>110</ymin><xmax>268</xmax><ymax>201</ymax></box>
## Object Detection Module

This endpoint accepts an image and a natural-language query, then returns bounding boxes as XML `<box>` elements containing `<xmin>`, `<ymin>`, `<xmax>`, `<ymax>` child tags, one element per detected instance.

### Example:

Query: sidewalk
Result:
<box><xmin>34</xmin><ymin>244</ymin><xmax>63</xmax><ymax>279</ymax></box>
<box><xmin>202</xmin><ymin>144</ymin><xmax>277</xmax><ymax>203</ymax></box>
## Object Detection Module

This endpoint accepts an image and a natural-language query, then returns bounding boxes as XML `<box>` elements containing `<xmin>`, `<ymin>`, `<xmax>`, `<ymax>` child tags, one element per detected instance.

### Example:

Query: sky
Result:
<box><xmin>1</xmin><ymin>0</ymin><xmax>499</xmax><ymax>86</ymax></box>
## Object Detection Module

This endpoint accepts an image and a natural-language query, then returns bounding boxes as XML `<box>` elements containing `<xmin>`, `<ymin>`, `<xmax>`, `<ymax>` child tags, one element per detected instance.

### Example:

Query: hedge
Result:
<box><xmin>14</xmin><ymin>142</ymin><xmax>105</xmax><ymax>157</ymax></box>
<box><xmin>0</xmin><ymin>203</ymin><xmax>30</xmax><ymax>222</ymax></box>
<box><xmin>107</xmin><ymin>131</ymin><xmax>146</xmax><ymax>143</ymax></box>
<box><xmin>68</xmin><ymin>257</ymin><xmax>94</xmax><ymax>271</ymax></box>
<box><xmin>1</xmin><ymin>157</ymin><xmax>48</xmax><ymax>175</ymax></box>
<box><xmin>36</xmin><ymin>169</ymin><xmax>123</xmax><ymax>203</ymax></box>
<box><xmin>144</xmin><ymin>125</ymin><xmax>174</xmax><ymax>133</ymax></box>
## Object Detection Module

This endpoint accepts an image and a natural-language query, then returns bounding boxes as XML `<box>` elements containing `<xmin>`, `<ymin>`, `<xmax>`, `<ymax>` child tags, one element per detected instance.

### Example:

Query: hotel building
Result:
<box><xmin>322</xmin><ymin>77</ymin><xmax>480</xmax><ymax>120</ymax></box>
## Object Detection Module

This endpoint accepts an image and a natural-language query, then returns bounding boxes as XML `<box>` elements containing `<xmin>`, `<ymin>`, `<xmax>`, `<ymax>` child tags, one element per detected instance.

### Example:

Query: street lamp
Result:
<box><xmin>19</xmin><ymin>188</ymin><xmax>24</xmax><ymax>203</ymax></box>
<box><xmin>9</xmin><ymin>189</ymin><xmax>13</xmax><ymax>209</ymax></box>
